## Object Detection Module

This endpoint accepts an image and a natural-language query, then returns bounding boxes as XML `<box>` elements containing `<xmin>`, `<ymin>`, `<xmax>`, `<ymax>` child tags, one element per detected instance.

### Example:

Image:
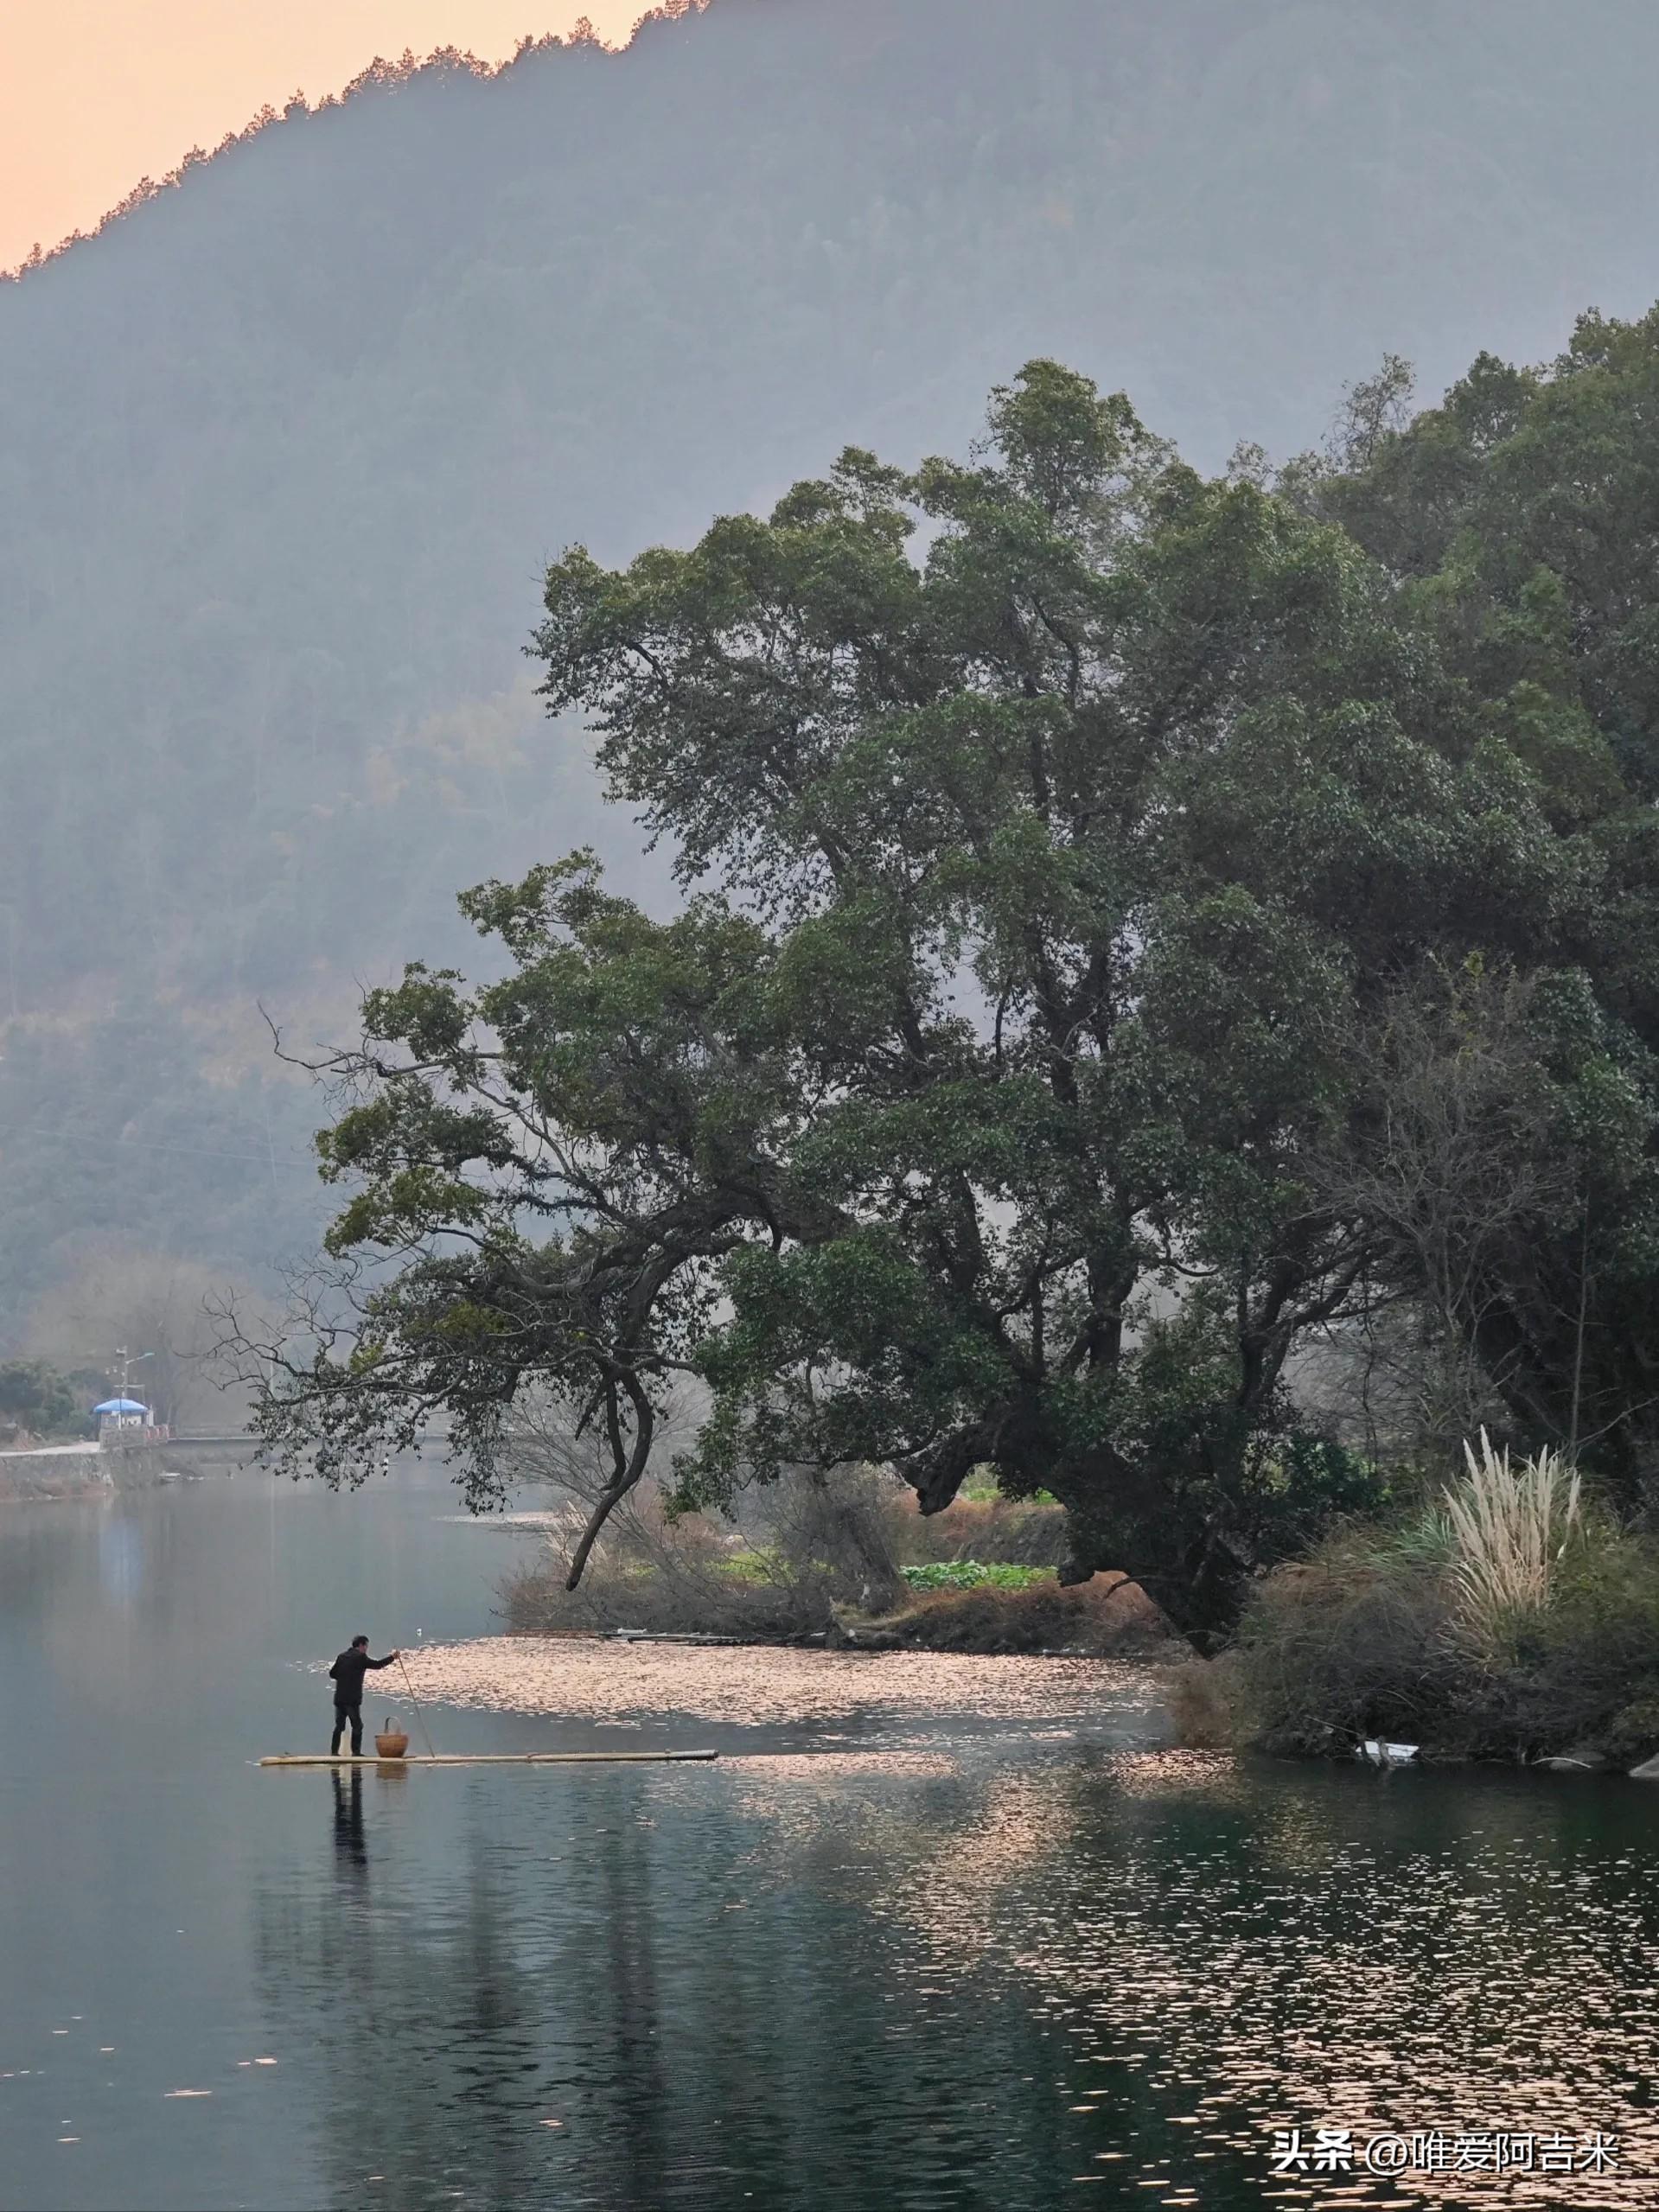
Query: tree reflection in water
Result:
<box><xmin>252</xmin><ymin>1761</ymin><xmax>1075</xmax><ymax>2211</ymax></box>
<box><xmin>251</xmin><ymin>1750</ymin><xmax>1659</xmax><ymax>2210</ymax></box>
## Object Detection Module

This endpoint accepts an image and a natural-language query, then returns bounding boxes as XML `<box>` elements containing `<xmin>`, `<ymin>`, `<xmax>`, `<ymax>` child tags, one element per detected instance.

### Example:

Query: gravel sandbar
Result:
<box><xmin>399</xmin><ymin>1635</ymin><xmax>1163</xmax><ymax>1729</ymax></box>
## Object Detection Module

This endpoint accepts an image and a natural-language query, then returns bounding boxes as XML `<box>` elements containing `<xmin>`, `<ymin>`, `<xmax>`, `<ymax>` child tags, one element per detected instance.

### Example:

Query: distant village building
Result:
<box><xmin>93</xmin><ymin>1396</ymin><xmax>156</xmax><ymax>1444</ymax></box>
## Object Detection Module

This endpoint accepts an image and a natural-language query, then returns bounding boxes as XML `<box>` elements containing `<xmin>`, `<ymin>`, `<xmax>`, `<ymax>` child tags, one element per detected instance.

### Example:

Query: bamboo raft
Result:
<box><xmin>260</xmin><ymin>1750</ymin><xmax>720</xmax><ymax>1768</ymax></box>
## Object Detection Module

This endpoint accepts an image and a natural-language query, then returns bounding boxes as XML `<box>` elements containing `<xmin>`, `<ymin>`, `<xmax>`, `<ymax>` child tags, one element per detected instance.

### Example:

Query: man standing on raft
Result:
<box><xmin>328</xmin><ymin>1635</ymin><xmax>400</xmax><ymax>1756</ymax></box>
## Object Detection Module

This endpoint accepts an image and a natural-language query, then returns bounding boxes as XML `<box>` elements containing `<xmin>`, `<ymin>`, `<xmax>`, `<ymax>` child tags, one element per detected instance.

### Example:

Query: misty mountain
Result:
<box><xmin>3</xmin><ymin>0</ymin><xmax>1659</xmax><ymax>1323</ymax></box>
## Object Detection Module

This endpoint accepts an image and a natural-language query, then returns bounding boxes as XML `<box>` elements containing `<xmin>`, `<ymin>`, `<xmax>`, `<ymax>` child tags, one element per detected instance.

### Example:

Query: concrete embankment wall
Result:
<box><xmin>0</xmin><ymin>1447</ymin><xmax>114</xmax><ymax>1499</ymax></box>
<box><xmin>0</xmin><ymin>1437</ymin><xmax>255</xmax><ymax>1500</ymax></box>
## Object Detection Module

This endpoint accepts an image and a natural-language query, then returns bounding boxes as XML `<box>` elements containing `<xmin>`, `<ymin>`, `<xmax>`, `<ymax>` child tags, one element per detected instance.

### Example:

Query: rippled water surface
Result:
<box><xmin>1</xmin><ymin>1469</ymin><xmax>1654</xmax><ymax>2211</ymax></box>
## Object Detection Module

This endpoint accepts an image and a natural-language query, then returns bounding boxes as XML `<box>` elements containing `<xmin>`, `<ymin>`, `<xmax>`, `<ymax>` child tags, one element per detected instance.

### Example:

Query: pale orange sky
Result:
<box><xmin>0</xmin><ymin>2</ymin><xmax>650</xmax><ymax>269</ymax></box>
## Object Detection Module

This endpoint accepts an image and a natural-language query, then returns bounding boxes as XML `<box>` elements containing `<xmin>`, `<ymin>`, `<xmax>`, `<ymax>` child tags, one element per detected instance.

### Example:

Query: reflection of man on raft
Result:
<box><xmin>328</xmin><ymin>1635</ymin><xmax>400</xmax><ymax>1756</ymax></box>
<box><xmin>332</xmin><ymin>1769</ymin><xmax>367</xmax><ymax>1874</ymax></box>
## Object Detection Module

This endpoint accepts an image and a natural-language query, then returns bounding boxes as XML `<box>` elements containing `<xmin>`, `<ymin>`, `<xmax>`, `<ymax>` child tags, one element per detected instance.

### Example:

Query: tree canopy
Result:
<box><xmin>254</xmin><ymin>333</ymin><xmax>1659</xmax><ymax>1646</ymax></box>
<box><xmin>1308</xmin><ymin>316</ymin><xmax>1659</xmax><ymax>1477</ymax></box>
<box><xmin>0</xmin><ymin>1358</ymin><xmax>84</xmax><ymax>1442</ymax></box>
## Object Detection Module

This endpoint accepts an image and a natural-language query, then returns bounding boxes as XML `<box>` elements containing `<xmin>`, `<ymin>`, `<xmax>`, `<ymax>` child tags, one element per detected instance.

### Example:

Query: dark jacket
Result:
<box><xmin>329</xmin><ymin>1648</ymin><xmax>394</xmax><ymax>1706</ymax></box>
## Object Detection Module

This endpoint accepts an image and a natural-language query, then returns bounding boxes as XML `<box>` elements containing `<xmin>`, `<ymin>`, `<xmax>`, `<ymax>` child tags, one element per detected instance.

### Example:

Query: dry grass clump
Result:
<box><xmin>1443</xmin><ymin>1429</ymin><xmax>1581</xmax><ymax>1654</ymax></box>
<box><xmin>1227</xmin><ymin>1535</ymin><xmax>1464</xmax><ymax>1755</ymax></box>
<box><xmin>501</xmin><ymin>1552</ymin><xmax>840</xmax><ymax>1640</ymax></box>
<box><xmin>874</xmin><ymin>1572</ymin><xmax>1172</xmax><ymax>1656</ymax></box>
<box><xmin>889</xmin><ymin>1491</ymin><xmax>1069</xmax><ymax>1568</ymax></box>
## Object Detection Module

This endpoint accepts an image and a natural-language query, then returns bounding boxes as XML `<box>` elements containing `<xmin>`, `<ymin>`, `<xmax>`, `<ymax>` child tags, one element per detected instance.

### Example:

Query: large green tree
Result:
<box><xmin>0</xmin><ymin>1358</ymin><xmax>82</xmax><ymax>1441</ymax></box>
<box><xmin>254</xmin><ymin>350</ymin><xmax>1657</xmax><ymax>1646</ymax></box>
<box><xmin>1300</xmin><ymin>313</ymin><xmax>1659</xmax><ymax>1485</ymax></box>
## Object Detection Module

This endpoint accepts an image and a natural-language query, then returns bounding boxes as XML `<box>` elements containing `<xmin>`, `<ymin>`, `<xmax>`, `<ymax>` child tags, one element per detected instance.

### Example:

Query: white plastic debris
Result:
<box><xmin>1357</xmin><ymin>1738</ymin><xmax>1419</xmax><ymax>1766</ymax></box>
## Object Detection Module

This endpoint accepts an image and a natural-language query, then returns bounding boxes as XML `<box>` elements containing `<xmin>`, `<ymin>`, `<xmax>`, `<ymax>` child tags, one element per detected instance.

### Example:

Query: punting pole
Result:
<box><xmin>396</xmin><ymin>1651</ymin><xmax>439</xmax><ymax>1758</ymax></box>
<box><xmin>259</xmin><ymin>1750</ymin><xmax>720</xmax><ymax>1767</ymax></box>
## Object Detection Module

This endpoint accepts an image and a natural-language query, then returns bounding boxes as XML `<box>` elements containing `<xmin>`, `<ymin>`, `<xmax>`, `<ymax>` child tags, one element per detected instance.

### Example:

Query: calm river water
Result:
<box><xmin>1</xmin><ymin>1467</ymin><xmax>1655</xmax><ymax>2212</ymax></box>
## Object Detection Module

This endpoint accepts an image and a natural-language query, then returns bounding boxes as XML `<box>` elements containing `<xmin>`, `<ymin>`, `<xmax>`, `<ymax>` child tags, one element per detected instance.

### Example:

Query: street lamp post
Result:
<box><xmin>112</xmin><ymin>1348</ymin><xmax>155</xmax><ymax>1425</ymax></box>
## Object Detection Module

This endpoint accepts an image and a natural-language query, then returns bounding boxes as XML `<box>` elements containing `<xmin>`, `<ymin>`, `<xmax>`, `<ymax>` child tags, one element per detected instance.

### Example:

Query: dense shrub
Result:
<box><xmin>1227</xmin><ymin>1534</ymin><xmax>1470</xmax><ymax>1755</ymax></box>
<box><xmin>0</xmin><ymin>1357</ymin><xmax>85</xmax><ymax>1444</ymax></box>
<box><xmin>500</xmin><ymin>1465</ymin><xmax>909</xmax><ymax>1639</ymax></box>
<box><xmin>1222</xmin><ymin>1449</ymin><xmax>1659</xmax><ymax>1764</ymax></box>
<box><xmin>496</xmin><ymin>1469</ymin><xmax>1166</xmax><ymax>1650</ymax></box>
<box><xmin>501</xmin><ymin>1551</ymin><xmax>839</xmax><ymax>1640</ymax></box>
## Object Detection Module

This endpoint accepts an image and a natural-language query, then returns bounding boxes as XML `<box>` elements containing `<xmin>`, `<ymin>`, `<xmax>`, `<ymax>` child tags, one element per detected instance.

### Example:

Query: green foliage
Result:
<box><xmin>1296</xmin><ymin>314</ymin><xmax>1659</xmax><ymax>1488</ymax></box>
<box><xmin>718</xmin><ymin>1549</ymin><xmax>785</xmax><ymax>1586</ymax></box>
<box><xmin>258</xmin><ymin>328</ymin><xmax>1659</xmax><ymax>1648</ymax></box>
<box><xmin>0</xmin><ymin>1358</ymin><xmax>82</xmax><ymax>1439</ymax></box>
<box><xmin>955</xmin><ymin>1467</ymin><xmax>1058</xmax><ymax>1508</ymax></box>
<box><xmin>1247</xmin><ymin>1437</ymin><xmax>1391</xmax><ymax>1555</ymax></box>
<box><xmin>898</xmin><ymin>1561</ymin><xmax>1055</xmax><ymax>1591</ymax></box>
<box><xmin>715</xmin><ymin>1548</ymin><xmax>1057</xmax><ymax>1593</ymax></box>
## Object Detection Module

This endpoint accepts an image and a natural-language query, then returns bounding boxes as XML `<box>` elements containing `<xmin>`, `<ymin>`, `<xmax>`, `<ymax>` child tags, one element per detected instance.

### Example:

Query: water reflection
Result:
<box><xmin>95</xmin><ymin>1512</ymin><xmax>144</xmax><ymax>1603</ymax></box>
<box><xmin>782</xmin><ymin>1752</ymin><xmax>1659</xmax><ymax>2209</ymax></box>
<box><xmin>5</xmin><ymin>1481</ymin><xmax>1656</xmax><ymax>2212</ymax></box>
<box><xmin>246</xmin><ymin>1746</ymin><xmax>1659</xmax><ymax>2210</ymax></box>
<box><xmin>330</xmin><ymin>1770</ymin><xmax>367</xmax><ymax>1881</ymax></box>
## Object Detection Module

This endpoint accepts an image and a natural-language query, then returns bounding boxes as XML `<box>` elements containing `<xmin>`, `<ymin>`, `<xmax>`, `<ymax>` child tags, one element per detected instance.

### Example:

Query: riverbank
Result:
<box><xmin>496</xmin><ymin>1476</ymin><xmax>1176</xmax><ymax>1657</ymax></box>
<box><xmin>503</xmin><ymin>1555</ymin><xmax>1174</xmax><ymax>1657</ymax></box>
<box><xmin>840</xmin><ymin>1573</ymin><xmax>1173</xmax><ymax>1654</ymax></box>
<box><xmin>0</xmin><ymin>1437</ymin><xmax>256</xmax><ymax>1499</ymax></box>
<box><xmin>1183</xmin><ymin>1443</ymin><xmax>1659</xmax><ymax>1779</ymax></box>
<box><xmin>0</xmin><ymin>1440</ymin><xmax>112</xmax><ymax>1498</ymax></box>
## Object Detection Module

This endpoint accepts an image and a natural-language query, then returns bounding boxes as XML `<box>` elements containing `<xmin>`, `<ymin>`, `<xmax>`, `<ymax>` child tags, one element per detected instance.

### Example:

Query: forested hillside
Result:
<box><xmin>3</xmin><ymin>0</ymin><xmax>1659</xmax><ymax>1325</ymax></box>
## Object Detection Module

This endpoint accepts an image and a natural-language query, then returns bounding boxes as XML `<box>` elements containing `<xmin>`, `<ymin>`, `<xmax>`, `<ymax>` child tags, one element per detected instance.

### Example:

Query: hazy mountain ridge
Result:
<box><xmin>3</xmin><ymin>0</ymin><xmax>1659</xmax><ymax>1321</ymax></box>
